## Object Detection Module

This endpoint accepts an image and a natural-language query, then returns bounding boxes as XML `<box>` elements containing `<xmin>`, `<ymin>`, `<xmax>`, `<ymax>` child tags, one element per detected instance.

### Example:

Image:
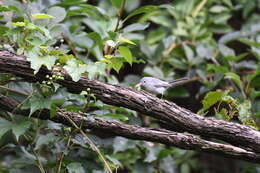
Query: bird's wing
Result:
<box><xmin>154</xmin><ymin>83</ymin><xmax>170</xmax><ymax>87</ymax></box>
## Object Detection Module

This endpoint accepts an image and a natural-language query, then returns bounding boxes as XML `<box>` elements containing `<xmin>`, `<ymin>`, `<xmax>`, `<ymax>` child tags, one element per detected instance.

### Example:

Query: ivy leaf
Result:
<box><xmin>0</xmin><ymin>118</ymin><xmax>31</xmax><ymax>140</ymax></box>
<box><xmin>238</xmin><ymin>100</ymin><xmax>251</xmax><ymax>120</ymax></box>
<box><xmin>0</xmin><ymin>118</ymin><xmax>12</xmax><ymax>139</ymax></box>
<box><xmin>66</xmin><ymin>162</ymin><xmax>85</xmax><ymax>173</ymax></box>
<box><xmin>144</xmin><ymin>145</ymin><xmax>161</xmax><ymax>163</ymax></box>
<box><xmin>118</xmin><ymin>46</ymin><xmax>133</xmax><ymax>65</ymax></box>
<box><xmin>35</xmin><ymin>133</ymin><xmax>59</xmax><ymax>150</ymax></box>
<box><xmin>12</xmin><ymin>120</ymin><xmax>31</xmax><ymax>140</ymax></box>
<box><xmin>202</xmin><ymin>91</ymin><xmax>225</xmax><ymax>110</ymax></box>
<box><xmin>27</xmin><ymin>49</ymin><xmax>57</xmax><ymax>74</ymax></box>
<box><xmin>29</xmin><ymin>96</ymin><xmax>53</xmax><ymax>116</ymax></box>
<box><xmin>32</xmin><ymin>13</ymin><xmax>54</xmax><ymax>19</ymax></box>
<box><xmin>64</xmin><ymin>59</ymin><xmax>88</xmax><ymax>82</ymax></box>
<box><xmin>237</xmin><ymin>100</ymin><xmax>257</xmax><ymax>129</ymax></box>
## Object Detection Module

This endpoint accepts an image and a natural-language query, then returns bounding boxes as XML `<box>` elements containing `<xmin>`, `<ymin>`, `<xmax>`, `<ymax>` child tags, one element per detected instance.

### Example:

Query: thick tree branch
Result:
<box><xmin>0</xmin><ymin>50</ymin><xmax>260</xmax><ymax>153</ymax></box>
<box><xmin>0</xmin><ymin>95</ymin><xmax>259</xmax><ymax>163</ymax></box>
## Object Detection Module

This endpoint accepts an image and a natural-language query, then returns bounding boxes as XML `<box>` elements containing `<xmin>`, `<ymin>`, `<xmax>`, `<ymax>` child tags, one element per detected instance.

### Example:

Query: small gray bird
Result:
<box><xmin>137</xmin><ymin>77</ymin><xmax>189</xmax><ymax>96</ymax></box>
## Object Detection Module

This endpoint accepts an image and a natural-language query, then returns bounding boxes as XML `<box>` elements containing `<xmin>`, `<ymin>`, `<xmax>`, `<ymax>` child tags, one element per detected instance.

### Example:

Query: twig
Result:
<box><xmin>58</xmin><ymin>109</ymin><xmax>114</xmax><ymax>173</ymax></box>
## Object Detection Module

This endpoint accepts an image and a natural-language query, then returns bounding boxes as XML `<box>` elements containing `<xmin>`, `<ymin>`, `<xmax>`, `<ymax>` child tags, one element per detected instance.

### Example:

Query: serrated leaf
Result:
<box><xmin>117</xmin><ymin>37</ymin><xmax>136</xmax><ymax>45</ymax></box>
<box><xmin>32</xmin><ymin>13</ymin><xmax>54</xmax><ymax>19</ymax></box>
<box><xmin>202</xmin><ymin>91</ymin><xmax>225</xmax><ymax>110</ymax></box>
<box><xmin>118</xmin><ymin>46</ymin><xmax>133</xmax><ymax>65</ymax></box>
<box><xmin>64</xmin><ymin>59</ymin><xmax>88</xmax><ymax>82</ymax></box>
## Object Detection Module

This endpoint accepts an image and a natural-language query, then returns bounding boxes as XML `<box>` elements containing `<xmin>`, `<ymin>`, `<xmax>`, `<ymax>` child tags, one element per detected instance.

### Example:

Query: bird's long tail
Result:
<box><xmin>169</xmin><ymin>77</ymin><xmax>189</xmax><ymax>86</ymax></box>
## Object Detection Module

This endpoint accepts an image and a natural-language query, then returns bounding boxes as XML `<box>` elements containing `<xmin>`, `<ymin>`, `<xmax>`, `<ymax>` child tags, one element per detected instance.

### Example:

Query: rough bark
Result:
<box><xmin>0</xmin><ymin>50</ymin><xmax>260</xmax><ymax>154</ymax></box>
<box><xmin>0</xmin><ymin>95</ymin><xmax>259</xmax><ymax>163</ymax></box>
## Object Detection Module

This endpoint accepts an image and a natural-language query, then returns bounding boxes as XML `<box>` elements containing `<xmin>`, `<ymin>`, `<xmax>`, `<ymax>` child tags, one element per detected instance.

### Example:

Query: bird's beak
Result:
<box><xmin>135</xmin><ymin>83</ymin><xmax>141</xmax><ymax>90</ymax></box>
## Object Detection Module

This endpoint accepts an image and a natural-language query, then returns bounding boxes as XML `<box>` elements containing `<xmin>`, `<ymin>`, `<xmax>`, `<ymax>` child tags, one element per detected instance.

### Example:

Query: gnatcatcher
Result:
<box><xmin>136</xmin><ymin>77</ymin><xmax>189</xmax><ymax>96</ymax></box>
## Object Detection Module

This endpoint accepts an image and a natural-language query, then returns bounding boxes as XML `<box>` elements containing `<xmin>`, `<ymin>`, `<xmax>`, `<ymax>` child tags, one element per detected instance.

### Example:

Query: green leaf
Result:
<box><xmin>209</xmin><ymin>5</ymin><xmax>229</xmax><ymax>13</ymax></box>
<box><xmin>26</xmin><ymin>49</ymin><xmax>57</xmax><ymax>74</ymax></box>
<box><xmin>104</xmin><ymin>113</ymin><xmax>129</xmax><ymax>121</ymax></box>
<box><xmin>12</xmin><ymin>22</ymin><xmax>25</xmax><ymax>27</ymax></box>
<box><xmin>35</xmin><ymin>133</ymin><xmax>59</xmax><ymax>150</ymax></box>
<box><xmin>183</xmin><ymin>45</ymin><xmax>194</xmax><ymax>62</ymax></box>
<box><xmin>12</xmin><ymin>120</ymin><xmax>31</xmax><ymax>140</ymax></box>
<box><xmin>238</xmin><ymin>100</ymin><xmax>251</xmax><ymax>119</ymax></box>
<box><xmin>64</xmin><ymin>59</ymin><xmax>88</xmax><ymax>82</ymax></box>
<box><xmin>47</xmin><ymin>6</ymin><xmax>66</xmax><ymax>23</ymax></box>
<box><xmin>123</xmin><ymin>23</ymin><xmax>150</xmax><ymax>33</ymax></box>
<box><xmin>0</xmin><ymin>5</ymin><xmax>10</xmax><ymax>12</ymax></box>
<box><xmin>117</xmin><ymin>37</ymin><xmax>136</xmax><ymax>45</ymax></box>
<box><xmin>237</xmin><ymin>100</ymin><xmax>257</xmax><ymax>129</ymax></box>
<box><xmin>66</xmin><ymin>162</ymin><xmax>85</xmax><ymax>173</ymax></box>
<box><xmin>29</xmin><ymin>97</ymin><xmax>52</xmax><ymax>116</ymax></box>
<box><xmin>124</xmin><ymin>5</ymin><xmax>159</xmax><ymax>22</ymax></box>
<box><xmin>32</xmin><ymin>13</ymin><xmax>54</xmax><ymax>19</ymax></box>
<box><xmin>113</xmin><ymin>137</ymin><xmax>136</xmax><ymax>153</ymax></box>
<box><xmin>239</xmin><ymin>38</ymin><xmax>260</xmax><ymax>48</ymax></box>
<box><xmin>36</xmin><ymin>26</ymin><xmax>52</xmax><ymax>39</ymax></box>
<box><xmin>110</xmin><ymin>58</ymin><xmax>124</xmax><ymax>73</ymax></box>
<box><xmin>147</xmin><ymin>28</ymin><xmax>166</xmax><ymax>44</ymax></box>
<box><xmin>0</xmin><ymin>118</ymin><xmax>12</xmax><ymax>139</ymax></box>
<box><xmin>224</xmin><ymin>72</ymin><xmax>243</xmax><ymax>90</ymax></box>
<box><xmin>111</xmin><ymin>0</ymin><xmax>124</xmax><ymax>8</ymax></box>
<box><xmin>207</xmin><ymin>64</ymin><xmax>229</xmax><ymax>74</ymax></box>
<box><xmin>144</xmin><ymin>145</ymin><xmax>161</xmax><ymax>163</ymax></box>
<box><xmin>118</xmin><ymin>46</ymin><xmax>133</xmax><ymax>65</ymax></box>
<box><xmin>85</xmin><ymin>63</ymin><xmax>106</xmax><ymax>80</ymax></box>
<box><xmin>202</xmin><ymin>91</ymin><xmax>225</xmax><ymax>110</ymax></box>
<box><xmin>250</xmin><ymin>89</ymin><xmax>260</xmax><ymax>99</ymax></box>
<box><xmin>180</xmin><ymin>163</ymin><xmax>190</xmax><ymax>173</ymax></box>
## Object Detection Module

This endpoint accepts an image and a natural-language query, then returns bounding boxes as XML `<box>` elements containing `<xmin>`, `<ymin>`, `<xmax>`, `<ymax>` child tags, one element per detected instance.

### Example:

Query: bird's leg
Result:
<box><xmin>160</xmin><ymin>92</ymin><xmax>164</xmax><ymax>99</ymax></box>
